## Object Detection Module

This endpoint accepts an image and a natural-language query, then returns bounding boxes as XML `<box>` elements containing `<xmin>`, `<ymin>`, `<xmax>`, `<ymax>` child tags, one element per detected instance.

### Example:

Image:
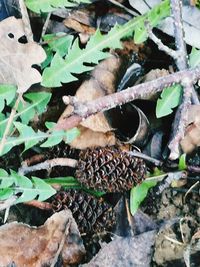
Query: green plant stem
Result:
<box><xmin>0</xmin><ymin>94</ymin><xmax>21</xmax><ymax>155</ymax></box>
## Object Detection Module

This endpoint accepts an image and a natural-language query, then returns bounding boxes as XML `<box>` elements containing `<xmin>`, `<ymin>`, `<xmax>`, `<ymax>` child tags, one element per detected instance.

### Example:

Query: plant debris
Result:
<box><xmin>0</xmin><ymin>210</ymin><xmax>85</xmax><ymax>266</ymax></box>
<box><xmin>0</xmin><ymin>16</ymin><xmax>46</xmax><ymax>93</ymax></box>
<box><xmin>1</xmin><ymin>0</ymin><xmax>200</xmax><ymax>266</ymax></box>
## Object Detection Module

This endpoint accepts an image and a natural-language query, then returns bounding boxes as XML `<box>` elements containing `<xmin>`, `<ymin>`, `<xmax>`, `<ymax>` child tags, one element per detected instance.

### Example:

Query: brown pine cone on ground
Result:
<box><xmin>75</xmin><ymin>146</ymin><xmax>147</xmax><ymax>192</ymax></box>
<box><xmin>52</xmin><ymin>189</ymin><xmax>115</xmax><ymax>233</ymax></box>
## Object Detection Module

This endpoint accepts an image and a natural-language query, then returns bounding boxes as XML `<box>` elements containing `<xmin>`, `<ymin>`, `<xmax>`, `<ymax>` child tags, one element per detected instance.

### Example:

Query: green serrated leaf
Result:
<box><xmin>0</xmin><ymin>85</ymin><xmax>16</xmax><ymax>112</ymax></box>
<box><xmin>15</xmin><ymin>189</ymin><xmax>38</xmax><ymax>204</ymax></box>
<box><xmin>42</xmin><ymin>0</ymin><xmax>170</xmax><ymax>87</ymax></box>
<box><xmin>178</xmin><ymin>154</ymin><xmax>187</xmax><ymax>170</ymax></box>
<box><xmin>43</xmin><ymin>33</ymin><xmax>73</xmax><ymax>57</ymax></box>
<box><xmin>0</xmin><ymin>188</ymin><xmax>14</xmax><ymax>200</ymax></box>
<box><xmin>156</xmin><ymin>85</ymin><xmax>182</xmax><ymax>118</ymax></box>
<box><xmin>130</xmin><ymin>180</ymin><xmax>157</xmax><ymax>215</ymax></box>
<box><xmin>25</xmin><ymin>0</ymin><xmax>90</xmax><ymax>13</ymax></box>
<box><xmin>41</xmin><ymin>47</ymin><xmax>54</xmax><ymax>69</ymax></box>
<box><xmin>134</xmin><ymin>22</ymin><xmax>147</xmax><ymax>44</ymax></box>
<box><xmin>24</xmin><ymin>92</ymin><xmax>51</xmax><ymax>114</ymax></box>
<box><xmin>11</xmin><ymin>171</ymin><xmax>33</xmax><ymax>188</ymax></box>
<box><xmin>189</xmin><ymin>47</ymin><xmax>200</xmax><ymax>68</ymax></box>
<box><xmin>0</xmin><ymin>177</ymin><xmax>15</xmax><ymax>188</ymax></box>
<box><xmin>32</xmin><ymin>177</ymin><xmax>56</xmax><ymax>201</ymax></box>
<box><xmin>0</xmin><ymin>170</ymin><xmax>56</xmax><ymax>204</ymax></box>
<box><xmin>0</xmin><ymin>122</ymin><xmax>79</xmax><ymax>156</ymax></box>
<box><xmin>40</xmin><ymin>134</ymin><xmax>63</xmax><ymax>147</ymax></box>
<box><xmin>14</xmin><ymin>122</ymin><xmax>43</xmax><ymax>152</ymax></box>
<box><xmin>64</xmin><ymin>127</ymin><xmax>80</xmax><ymax>143</ymax></box>
<box><xmin>0</xmin><ymin>92</ymin><xmax>51</xmax><ymax>136</ymax></box>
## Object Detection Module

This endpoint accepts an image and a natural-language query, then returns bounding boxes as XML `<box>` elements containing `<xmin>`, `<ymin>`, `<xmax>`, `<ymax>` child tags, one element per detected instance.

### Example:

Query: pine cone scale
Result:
<box><xmin>52</xmin><ymin>189</ymin><xmax>115</xmax><ymax>233</ymax></box>
<box><xmin>76</xmin><ymin>147</ymin><xmax>147</xmax><ymax>192</ymax></box>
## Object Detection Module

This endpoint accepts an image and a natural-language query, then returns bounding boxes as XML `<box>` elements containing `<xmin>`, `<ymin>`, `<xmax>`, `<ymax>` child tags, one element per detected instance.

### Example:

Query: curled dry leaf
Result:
<box><xmin>0</xmin><ymin>210</ymin><xmax>85</xmax><ymax>267</ymax></box>
<box><xmin>181</xmin><ymin>105</ymin><xmax>200</xmax><ymax>153</ymax></box>
<box><xmin>0</xmin><ymin>17</ymin><xmax>46</xmax><ymax>93</ymax></box>
<box><xmin>58</xmin><ymin>55</ymin><xmax>122</xmax><ymax>149</ymax></box>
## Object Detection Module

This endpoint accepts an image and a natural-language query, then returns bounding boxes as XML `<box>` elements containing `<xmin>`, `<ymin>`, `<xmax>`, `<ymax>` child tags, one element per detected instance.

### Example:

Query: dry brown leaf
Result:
<box><xmin>64</xmin><ymin>18</ymin><xmax>96</xmax><ymax>35</ymax></box>
<box><xmin>0</xmin><ymin>17</ymin><xmax>46</xmax><ymax>93</ymax></box>
<box><xmin>0</xmin><ymin>210</ymin><xmax>85</xmax><ymax>267</ymax></box>
<box><xmin>70</xmin><ymin>125</ymin><xmax>116</xmax><ymax>149</ymax></box>
<box><xmin>58</xmin><ymin>55</ymin><xmax>122</xmax><ymax>149</ymax></box>
<box><xmin>180</xmin><ymin>105</ymin><xmax>200</xmax><ymax>153</ymax></box>
<box><xmin>83</xmin><ymin>230</ymin><xmax>156</xmax><ymax>267</ymax></box>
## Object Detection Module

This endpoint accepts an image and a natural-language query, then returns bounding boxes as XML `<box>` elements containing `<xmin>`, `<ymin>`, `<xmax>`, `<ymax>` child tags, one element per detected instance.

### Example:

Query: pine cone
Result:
<box><xmin>75</xmin><ymin>146</ymin><xmax>146</xmax><ymax>192</ymax></box>
<box><xmin>52</xmin><ymin>189</ymin><xmax>115</xmax><ymax>233</ymax></box>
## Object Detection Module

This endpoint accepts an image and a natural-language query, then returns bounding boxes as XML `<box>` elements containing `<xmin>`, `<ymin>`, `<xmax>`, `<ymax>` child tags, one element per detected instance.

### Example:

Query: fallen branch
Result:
<box><xmin>57</xmin><ymin>66</ymin><xmax>200</xmax><ymax>131</ymax></box>
<box><xmin>19</xmin><ymin>157</ymin><xmax>78</xmax><ymax>175</ymax></box>
<box><xmin>168</xmin><ymin>0</ymin><xmax>197</xmax><ymax>159</ymax></box>
<box><xmin>19</xmin><ymin>150</ymin><xmax>162</xmax><ymax>175</ymax></box>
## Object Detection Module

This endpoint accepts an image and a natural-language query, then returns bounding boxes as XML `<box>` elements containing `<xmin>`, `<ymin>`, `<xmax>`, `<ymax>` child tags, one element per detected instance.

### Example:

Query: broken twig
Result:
<box><xmin>58</xmin><ymin>66</ymin><xmax>200</xmax><ymax>131</ymax></box>
<box><xmin>19</xmin><ymin>158</ymin><xmax>78</xmax><ymax>175</ymax></box>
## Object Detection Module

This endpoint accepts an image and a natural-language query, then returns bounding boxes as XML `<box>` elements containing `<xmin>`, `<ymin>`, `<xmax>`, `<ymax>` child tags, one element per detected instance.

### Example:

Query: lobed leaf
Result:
<box><xmin>0</xmin><ymin>170</ymin><xmax>56</xmax><ymax>203</ymax></box>
<box><xmin>130</xmin><ymin>180</ymin><xmax>157</xmax><ymax>215</ymax></box>
<box><xmin>0</xmin><ymin>92</ymin><xmax>52</xmax><ymax>137</ymax></box>
<box><xmin>25</xmin><ymin>0</ymin><xmax>90</xmax><ymax>13</ymax></box>
<box><xmin>43</xmin><ymin>33</ymin><xmax>74</xmax><ymax>57</ymax></box>
<box><xmin>42</xmin><ymin>0</ymin><xmax>170</xmax><ymax>87</ymax></box>
<box><xmin>156</xmin><ymin>85</ymin><xmax>182</xmax><ymax>118</ymax></box>
<box><xmin>0</xmin><ymin>122</ymin><xmax>80</xmax><ymax>156</ymax></box>
<box><xmin>32</xmin><ymin>177</ymin><xmax>57</xmax><ymax>201</ymax></box>
<box><xmin>42</xmin><ymin>33</ymin><xmax>74</xmax><ymax>68</ymax></box>
<box><xmin>0</xmin><ymin>85</ymin><xmax>16</xmax><ymax>112</ymax></box>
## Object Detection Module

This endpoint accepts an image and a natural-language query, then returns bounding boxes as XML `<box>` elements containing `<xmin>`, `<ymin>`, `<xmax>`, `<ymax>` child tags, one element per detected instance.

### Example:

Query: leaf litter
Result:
<box><xmin>0</xmin><ymin>0</ymin><xmax>200</xmax><ymax>266</ymax></box>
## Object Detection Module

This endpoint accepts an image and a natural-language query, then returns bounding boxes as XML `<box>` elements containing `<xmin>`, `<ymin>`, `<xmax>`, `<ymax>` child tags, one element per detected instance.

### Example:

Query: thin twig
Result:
<box><xmin>18</xmin><ymin>0</ymin><xmax>33</xmax><ymax>42</ymax></box>
<box><xmin>146</xmin><ymin>0</ymin><xmax>198</xmax><ymax>159</ymax></box>
<box><xmin>154</xmin><ymin>171</ymin><xmax>187</xmax><ymax>195</ymax></box>
<box><xmin>179</xmin><ymin>217</ymin><xmax>186</xmax><ymax>244</ymax></box>
<box><xmin>127</xmin><ymin>151</ymin><xmax>163</xmax><ymax>166</ymax></box>
<box><xmin>40</xmin><ymin>12</ymin><xmax>52</xmax><ymax>43</ymax></box>
<box><xmin>23</xmin><ymin>154</ymin><xmax>46</xmax><ymax>166</ymax></box>
<box><xmin>58</xmin><ymin>66</ymin><xmax>200</xmax><ymax>131</ymax></box>
<box><xmin>168</xmin><ymin>78</ymin><xmax>193</xmax><ymax>159</ymax></box>
<box><xmin>25</xmin><ymin>200</ymin><xmax>52</xmax><ymax>210</ymax></box>
<box><xmin>0</xmin><ymin>196</ymin><xmax>17</xmax><ymax>211</ymax></box>
<box><xmin>187</xmin><ymin>165</ymin><xmax>200</xmax><ymax>173</ymax></box>
<box><xmin>184</xmin><ymin>180</ymin><xmax>199</xmax><ymax>202</ymax></box>
<box><xmin>170</xmin><ymin>0</ymin><xmax>187</xmax><ymax>70</ymax></box>
<box><xmin>168</xmin><ymin>0</ymin><xmax>199</xmax><ymax>159</ymax></box>
<box><xmin>0</xmin><ymin>95</ymin><xmax>21</xmax><ymax>155</ymax></box>
<box><xmin>164</xmin><ymin>235</ymin><xmax>184</xmax><ymax>246</ymax></box>
<box><xmin>50</xmin><ymin>219</ymin><xmax>71</xmax><ymax>267</ymax></box>
<box><xmin>146</xmin><ymin>21</ymin><xmax>179</xmax><ymax>60</ymax></box>
<box><xmin>107</xmin><ymin>0</ymin><xmax>138</xmax><ymax>16</ymax></box>
<box><xmin>19</xmin><ymin>157</ymin><xmax>78</xmax><ymax>175</ymax></box>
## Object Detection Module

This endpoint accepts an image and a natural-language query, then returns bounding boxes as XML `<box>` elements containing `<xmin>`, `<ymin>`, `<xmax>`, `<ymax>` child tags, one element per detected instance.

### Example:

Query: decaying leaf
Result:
<box><xmin>181</xmin><ymin>105</ymin><xmax>200</xmax><ymax>153</ymax></box>
<box><xmin>83</xmin><ymin>230</ymin><xmax>156</xmax><ymax>267</ymax></box>
<box><xmin>0</xmin><ymin>17</ymin><xmax>46</xmax><ymax>93</ymax></box>
<box><xmin>0</xmin><ymin>210</ymin><xmax>85</xmax><ymax>266</ymax></box>
<box><xmin>58</xmin><ymin>55</ymin><xmax>122</xmax><ymax>148</ymax></box>
<box><xmin>64</xmin><ymin>9</ymin><xmax>96</xmax><ymax>35</ymax></box>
